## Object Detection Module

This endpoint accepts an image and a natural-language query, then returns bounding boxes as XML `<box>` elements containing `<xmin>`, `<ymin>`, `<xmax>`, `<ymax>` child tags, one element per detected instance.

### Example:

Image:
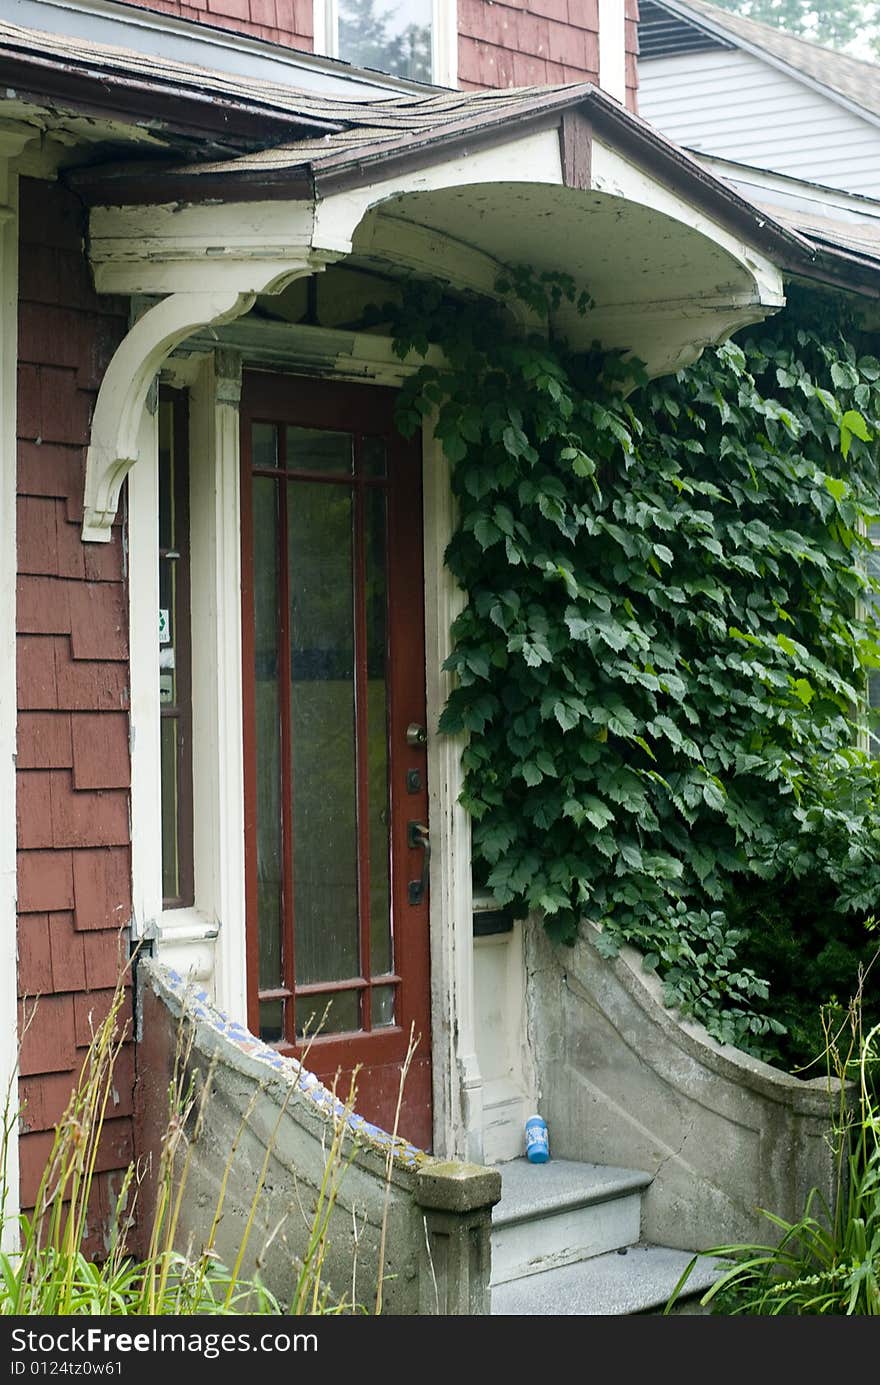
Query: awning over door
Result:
<box><xmin>0</xmin><ymin>20</ymin><xmax>810</xmax><ymax>540</ymax></box>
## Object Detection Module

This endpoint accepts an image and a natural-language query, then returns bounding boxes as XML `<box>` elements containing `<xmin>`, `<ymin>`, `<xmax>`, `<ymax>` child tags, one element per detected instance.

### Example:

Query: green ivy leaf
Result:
<box><xmin>582</xmin><ymin>796</ymin><xmax>615</xmax><ymax>830</ymax></box>
<box><xmin>474</xmin><ymin>518</ymin><xmax>501</xmax><ymax>550</ymax></box>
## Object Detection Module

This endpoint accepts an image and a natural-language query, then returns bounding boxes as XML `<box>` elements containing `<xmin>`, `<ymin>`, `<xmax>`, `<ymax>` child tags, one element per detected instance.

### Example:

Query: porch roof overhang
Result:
<box><xmin>67</xmin><ymin>79</ymin><xmax>814</xmax><ymax>542</ymax></box>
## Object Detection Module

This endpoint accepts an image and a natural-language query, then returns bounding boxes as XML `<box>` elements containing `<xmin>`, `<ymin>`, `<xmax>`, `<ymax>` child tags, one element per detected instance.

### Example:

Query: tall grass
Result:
<box><xmin>666</xmin><ymin>964</ymin><xmax>880</xmax><ymax>1315</ymax></box>
<box><xmin>0</xmin><ymin>967</ymin><xmax>401</xmax><ymax>1316</ymax></box>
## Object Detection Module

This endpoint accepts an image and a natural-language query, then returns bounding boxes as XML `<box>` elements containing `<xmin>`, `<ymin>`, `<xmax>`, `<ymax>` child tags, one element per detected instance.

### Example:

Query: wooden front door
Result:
<box><xmin>240</xmin><ymin>372</ymin><xmax>433</xmax><ymax>1150</ymax></box>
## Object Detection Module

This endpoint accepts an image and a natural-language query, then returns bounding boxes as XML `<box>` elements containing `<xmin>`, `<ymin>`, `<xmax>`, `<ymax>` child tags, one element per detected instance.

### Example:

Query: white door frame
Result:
<box><xmin>127</xmin><ymin>325</ymin><xmax>483</xmax><ymax>1161</ymax></box>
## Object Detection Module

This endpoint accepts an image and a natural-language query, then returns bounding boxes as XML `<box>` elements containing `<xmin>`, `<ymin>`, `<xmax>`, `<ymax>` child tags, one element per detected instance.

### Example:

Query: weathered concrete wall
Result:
<box><xmin>526</xmin><ymin>918</ymin><xmax>840</xmax><ymax>1250</ymax></box>
<box><xmin>137</xmin><ymin>960</ymin><xmax>500</xmax><ymax>1314</ymax></box>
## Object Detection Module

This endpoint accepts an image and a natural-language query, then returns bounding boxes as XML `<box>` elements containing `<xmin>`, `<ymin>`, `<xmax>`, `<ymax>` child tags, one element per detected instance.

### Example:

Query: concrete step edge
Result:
<box><xmin>490</xmin><ymin>1245</ymin><xmax>727</xmax><ymax>1317</ymax></box>
<box><xmin>491</xmin><ymin>1158</ymin><xmax>653</xmax><ymax>1230</ymax></box>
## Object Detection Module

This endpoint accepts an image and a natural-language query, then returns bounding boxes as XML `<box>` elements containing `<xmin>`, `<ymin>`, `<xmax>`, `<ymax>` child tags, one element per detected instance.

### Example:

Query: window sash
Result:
<box><xmin>313</xmin><ymin>0</ymin><xmax>457</xmax><ymax>86</ymax></box>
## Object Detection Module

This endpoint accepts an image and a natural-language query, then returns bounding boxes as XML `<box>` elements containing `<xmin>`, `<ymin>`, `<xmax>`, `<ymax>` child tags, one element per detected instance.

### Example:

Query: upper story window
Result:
<box><xmin>315</xmin><ymin>1</ymin><xmax>455</xmax><ymax>86</ymax></box>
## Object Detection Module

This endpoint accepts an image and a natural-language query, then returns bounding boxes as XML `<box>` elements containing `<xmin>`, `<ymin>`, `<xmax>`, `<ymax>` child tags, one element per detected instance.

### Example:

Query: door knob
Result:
<box><xmin>406</xmin><ymin>722</ymin><xmax>427</xmax><ymax>747</ymax></box>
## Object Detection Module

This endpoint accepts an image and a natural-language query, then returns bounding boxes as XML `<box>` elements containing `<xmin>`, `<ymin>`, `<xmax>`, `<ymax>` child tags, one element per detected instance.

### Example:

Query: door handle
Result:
<box><xmin>408</xmin><ymin>821</ymin><xmax>430</xmax><ymax>905</ymax></box>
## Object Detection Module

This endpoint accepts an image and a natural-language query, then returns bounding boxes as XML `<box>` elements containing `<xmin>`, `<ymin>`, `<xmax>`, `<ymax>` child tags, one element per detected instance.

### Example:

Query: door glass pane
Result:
<box><xmin>252</xmin><ymin>422</ymin><xmax>279</xmax><ymax>469</ymax></box>
<box><xmin>362</xmin><ymin>435</ymin><xmax>387</xmax><ymax>479</ymax></box>
<box><xmin>160</xmin><ymin>717</ymin><xmax>179</xmax><ymax>900</ymax></box>
<box><xmin>253</xmin><ymin>474</ymin><xmax>284</xmax><ymax>992</ymax></box>
<box><xmin>366</xmin><ymin>484</ymin><xmax>392</xmax><ymax>977</ymax></box>
<box><xmin>158</xmin><ymin>394</ymin><xmax>193</xmax><ymax>909</ymax></box>
<box><xmin>286</xmin><ymin>426</ymin><xmax>353</xmax><ymax>475</ymax></box>
<box><xmin>296</xmin><ymin>989</ymin><xmax>360</xmax><ymax>1039</ymax></box>
<box><xmin>338</xmin><ymin>0</ymin><xmax>432</xmax><ymax>82</ymax></box>
<box><xmin>259</xmin><ymin>999</ymin><xmax>284</xmax><ymax>1045</ymax></box>
<box><xmin>289</xmin><ymin>480</ymin><xmax>359</xmax><ymax>985</ymax></box>
<box><xmin>372</xmin><ymin>984</ymin><xmax>396</xmax><ymax>1029</ymax></box>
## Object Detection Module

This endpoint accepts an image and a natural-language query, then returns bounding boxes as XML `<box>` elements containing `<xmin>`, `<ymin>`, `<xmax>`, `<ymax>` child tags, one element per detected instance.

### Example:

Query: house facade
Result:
<box><xmin>3</xmin><ymin>0</ymin><xmax>849</xmax><ymax>1298</ymax></box>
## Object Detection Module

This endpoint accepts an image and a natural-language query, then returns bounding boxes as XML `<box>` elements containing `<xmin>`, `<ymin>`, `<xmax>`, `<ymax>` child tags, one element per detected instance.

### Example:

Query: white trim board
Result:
<box><xmin>598</xmin><ymin>0</ymin><xmax>627</xmax><ymax>105</ymax></box>
<box><xmin>0</xmin><ymin>161</ymin><xmax>18</xmax><ymax>1245</ymax></box>
<box><xmin>0</xmin><ymin>127</ymin><xmax>34</xmax><ymax>1244</ymax></box>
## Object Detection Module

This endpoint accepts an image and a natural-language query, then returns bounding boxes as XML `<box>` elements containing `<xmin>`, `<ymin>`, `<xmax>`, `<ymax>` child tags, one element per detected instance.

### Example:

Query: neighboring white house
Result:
<box><xmin>636</xmin><ymin>3</ymin><xmax>880</xmax><ymax>372</ymax></box>
<box><xmin>638</xmin><ymin>0</ymin><xmax>880</xmax><ymax>199</ymax></box>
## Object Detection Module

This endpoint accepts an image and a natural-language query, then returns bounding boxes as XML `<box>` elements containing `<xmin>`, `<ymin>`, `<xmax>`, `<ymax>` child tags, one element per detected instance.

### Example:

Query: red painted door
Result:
<box><xmin>240</xmin><ymin>372</ymin><xmax>433</xmax><ymax>1150</ymax></box>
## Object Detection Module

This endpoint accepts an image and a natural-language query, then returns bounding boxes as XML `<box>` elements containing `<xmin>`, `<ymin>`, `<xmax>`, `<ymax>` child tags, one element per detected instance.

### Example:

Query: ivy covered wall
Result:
<box><xmin>383</xmin><ymin>277</ymin><xmax>880</xmax><ymax>1071</ymax></box>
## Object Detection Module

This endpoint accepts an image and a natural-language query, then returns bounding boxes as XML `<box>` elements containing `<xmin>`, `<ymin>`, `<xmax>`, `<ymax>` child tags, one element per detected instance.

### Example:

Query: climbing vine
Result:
<box><xmin>376</xmin><ymin>275</ymin><xmax>880</xmax><ymax>1068</ymax></box>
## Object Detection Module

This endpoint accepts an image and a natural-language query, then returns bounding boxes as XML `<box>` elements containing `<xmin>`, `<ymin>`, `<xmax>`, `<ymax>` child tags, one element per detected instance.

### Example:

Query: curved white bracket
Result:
<box><xmin>82</xmin><ymin>289</ymin><xmax>255</xmax><ymax>541</ymax></box>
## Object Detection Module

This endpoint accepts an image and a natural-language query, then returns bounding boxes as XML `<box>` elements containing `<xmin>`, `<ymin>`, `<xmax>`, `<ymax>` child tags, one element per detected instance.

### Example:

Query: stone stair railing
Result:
<box><xmin>136</xmin><ymin>959</ymin><xmax>501</xmax><ymax>1316</ymax></box>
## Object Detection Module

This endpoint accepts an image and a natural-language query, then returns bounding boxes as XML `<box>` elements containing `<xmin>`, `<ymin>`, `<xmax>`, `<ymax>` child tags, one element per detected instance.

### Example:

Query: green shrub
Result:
<box><xmin>380</xmin><ymin>274</ymin><xmax>880</xmax><ymax>1068</ymax></box>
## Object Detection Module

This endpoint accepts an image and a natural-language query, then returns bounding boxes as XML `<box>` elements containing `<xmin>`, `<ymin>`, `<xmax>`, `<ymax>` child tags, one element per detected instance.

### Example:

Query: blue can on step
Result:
<box><xmin>525</xmin><ymin>1114</ymin><xmax>549</xmax><ymax>1163</ymax></box>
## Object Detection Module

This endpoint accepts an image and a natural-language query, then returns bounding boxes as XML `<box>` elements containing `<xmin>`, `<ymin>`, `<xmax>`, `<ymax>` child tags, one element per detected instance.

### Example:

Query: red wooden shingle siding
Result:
<box><xmin>458</xmin><ymin>1</ymin><xmax>598</xmax><ymax>90</ymax></box>
<box><xmin>16</xmin><ymin>179</ymin><xmax>134</xmax><ymax>1239</ymax></box>
<box><xmin>107</xmin><ymin>2</ymin><xmax>638</xmax><ymax>108</ymax></box>
<box><xmin>110</xmin><ymin>0</ymin><xmax>313</xmax><ymax>49</ymax></box>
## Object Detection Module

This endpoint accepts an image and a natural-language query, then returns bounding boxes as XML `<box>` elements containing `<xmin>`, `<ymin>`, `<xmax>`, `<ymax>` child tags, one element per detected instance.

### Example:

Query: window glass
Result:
<box><xmin>247</xmin><ymin>413</ymin><xmax>400</xmax><ymax>1048</ymax></box>
<box><xmin>338</xmin><ymin>0</ymin><xmax>432</xmax><ymax>82</ymax></box>
<box><xmin>158</xmin><ymin>392</ymin><xmax>194</xmax><ymax>908</ymax></box>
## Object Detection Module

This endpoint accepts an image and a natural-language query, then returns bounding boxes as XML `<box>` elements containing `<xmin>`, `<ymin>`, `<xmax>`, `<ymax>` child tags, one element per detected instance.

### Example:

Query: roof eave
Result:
<box><xmin>0</xmin><ymin>45</ymin><xmax>346</xmax><ymax>154</ymax></box>
<box><xmin>68</xmin><ymin>82</ymin><xmax>815</xmax><ymax>276</ymax></box>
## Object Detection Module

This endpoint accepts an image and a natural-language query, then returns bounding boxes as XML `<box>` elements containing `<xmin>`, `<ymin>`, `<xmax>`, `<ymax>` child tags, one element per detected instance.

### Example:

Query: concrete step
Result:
<box><xmin>490</xmin><ymin>1157</ymin><xmax>653</xmax><ymax>1286</ymax></box>
<box><xmin>490</xmin><ymin>1244</ymin><xmax>725</xmax><ymax>1316</ymax></box>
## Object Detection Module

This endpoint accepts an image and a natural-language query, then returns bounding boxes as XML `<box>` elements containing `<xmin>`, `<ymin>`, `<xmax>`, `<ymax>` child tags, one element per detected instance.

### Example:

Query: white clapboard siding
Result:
<box><xmin>639</xmin><ymin>49</ymin><xmax>880</xmax><ymax>198</ymax></box>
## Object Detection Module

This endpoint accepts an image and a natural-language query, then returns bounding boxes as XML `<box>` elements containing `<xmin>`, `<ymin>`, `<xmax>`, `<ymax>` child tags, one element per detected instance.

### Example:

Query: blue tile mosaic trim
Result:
<box><xmin>156</xmin><ymin>965</ymin><xmax>425</xmax><ymax>1168</ymax></box>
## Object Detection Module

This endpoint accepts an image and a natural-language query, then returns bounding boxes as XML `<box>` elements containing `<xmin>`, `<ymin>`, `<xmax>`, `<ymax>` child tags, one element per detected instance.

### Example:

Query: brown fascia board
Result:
<box><xmin>785</xmin><ymin>244</ymin><xmax>880</xmax><ymax>301</ymax></box>
<box><xmin>68</xmin><ymin>88</ymin><xmax>589</xmax><ymax>207</ymax></box>
<box><xmin>67</xmin><ymin>159</ymin><xmax>314</xmax><ymax>205</ymax></box>
<box><xmin>68</xmin><ymin>84</ymin><xmax>593</xmax><ymax>205</ymax></box>
<box><xmin>0</xmin><ymin>48</ymin><xmax>344</xmax><ymax>153</ymax></box>
<box><xmin>307</xmin><ymin>85</ymin><xmax>598</xmax><ymax>186</ymax></box>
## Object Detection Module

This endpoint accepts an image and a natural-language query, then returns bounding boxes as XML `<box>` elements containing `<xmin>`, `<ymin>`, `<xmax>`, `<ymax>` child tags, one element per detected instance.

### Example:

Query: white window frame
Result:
<box><xmin>128</xmin><ymin>351</ymin><xmax>247</xmax><ymax>1020</ymax></box>
<box><xmin>313</xmin><ymin>0</ymin><xmax>458</xmax><ymax>88</ymax></box>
